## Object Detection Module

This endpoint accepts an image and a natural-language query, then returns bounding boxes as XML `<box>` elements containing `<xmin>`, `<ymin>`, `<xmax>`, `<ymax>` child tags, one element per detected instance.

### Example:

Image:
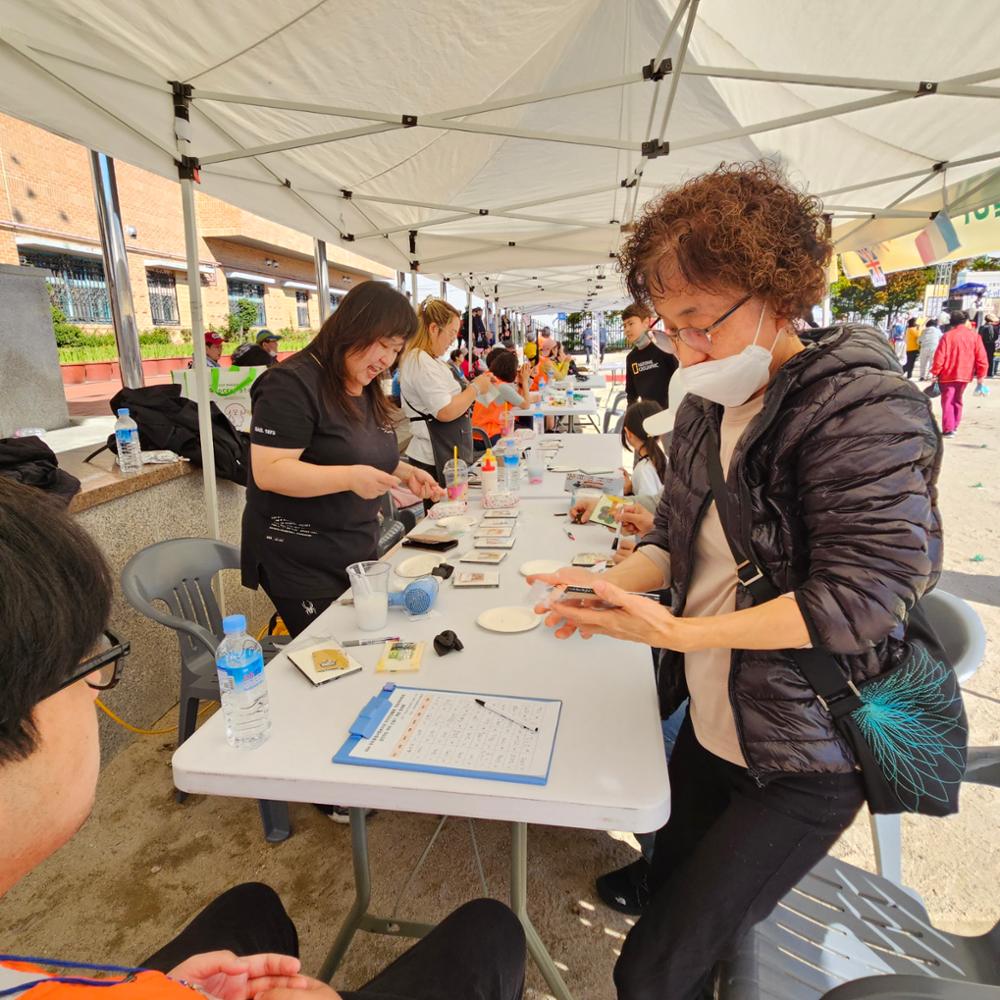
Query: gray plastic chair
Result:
<box><xmin>822</xmin><ymin>976</ymin><xmax>1000</xmax><ymax>998</ymax></box>
<box><xmin>121</xmin><ymin>538</ymin><xmax>291</xmax><ymax>843</ymax></box>
<box><xmin>603</xmin><ymin>390</ymin><xmax>627</xmax><ymax>433</ymax></box>
<box><xmin>868</xmin><ymin>589</ymin><xmax>987</xmax><ymax>885</ymax></box>
<box><xmin>715</xmin><ymin>747</ymin><xmax>1000</xmax><ymax>1000</ymax></box>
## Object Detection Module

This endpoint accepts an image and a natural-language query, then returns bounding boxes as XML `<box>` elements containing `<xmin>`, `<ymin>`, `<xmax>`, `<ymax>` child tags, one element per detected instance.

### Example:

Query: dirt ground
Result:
<box><xmin>3</xmin><ymin>381</ymin><xmax>998</xmax><ymax>1000</ymax></box>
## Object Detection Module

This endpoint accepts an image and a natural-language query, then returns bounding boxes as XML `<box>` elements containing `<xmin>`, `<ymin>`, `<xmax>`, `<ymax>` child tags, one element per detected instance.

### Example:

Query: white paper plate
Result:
<box><xmin>436</xmin><ymin>515</ymin><xmax>478</xmax><ymax>531</ymax></box>
<box><xmin>395</xmin><ymin>554</ymin><xmax>442</xmax><ymax>578</ymax></box>
<box><xmin>519</xmin><ymin>559</ymin><xmax>565</xmax><ymax>577</ymax></box>
<box><xmin>477</xmin><ymin>606</ymin><xmax>543</xmax><ymax>634</ymax></box>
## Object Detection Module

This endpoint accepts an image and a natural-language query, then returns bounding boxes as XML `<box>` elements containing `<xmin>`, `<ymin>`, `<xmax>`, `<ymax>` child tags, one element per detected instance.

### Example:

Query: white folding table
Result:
<box><xmin>173</xmin><ymin>498</ymin><xmax>669</xmax><ymax>1000</ymax></box>
<box><xmin>518</xmin><ymin>432</ymin><xmax>624</xmax><ymax>501</ymax></box>
<box><xmin>511</xmin><ymin>390</ymin><xmax>599</xmax><ymax>432</ymax></box>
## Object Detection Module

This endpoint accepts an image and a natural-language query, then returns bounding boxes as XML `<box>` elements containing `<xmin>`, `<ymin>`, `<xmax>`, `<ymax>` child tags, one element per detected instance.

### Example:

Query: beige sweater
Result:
<box><xmin>637</xmin><ymin>395</ymin><xmax>765</xmax><ymax>765</ymax></box>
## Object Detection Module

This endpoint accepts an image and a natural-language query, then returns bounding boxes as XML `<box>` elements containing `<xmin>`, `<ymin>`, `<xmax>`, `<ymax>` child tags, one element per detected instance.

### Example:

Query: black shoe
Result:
<box><xmin>596</xmin><ymin>857</ymin><xmax>651</xmax><ymax>915</ymax></box>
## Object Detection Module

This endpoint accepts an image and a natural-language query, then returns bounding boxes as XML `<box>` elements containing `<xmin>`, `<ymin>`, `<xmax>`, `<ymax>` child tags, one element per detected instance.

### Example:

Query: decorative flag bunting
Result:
<box><xmin>857</xmin><ymin>246</ymin><xmax>887</xmax><ymax>288</ymax></box>
<box><xmin>915</xmin><ymin>212</ymin><xmax>962</xmax><ymax>265</ymax></box>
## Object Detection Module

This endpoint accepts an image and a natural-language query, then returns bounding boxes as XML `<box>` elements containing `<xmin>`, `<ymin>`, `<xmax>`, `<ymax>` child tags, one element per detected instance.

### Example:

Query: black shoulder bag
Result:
<box><xmin>704</xmin><ymin>425</ymin><xmax>967</xmax><ymax>816</ymax></box>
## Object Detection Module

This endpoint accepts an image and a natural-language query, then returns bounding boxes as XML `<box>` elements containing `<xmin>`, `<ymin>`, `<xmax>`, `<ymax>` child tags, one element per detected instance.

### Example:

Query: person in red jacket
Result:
<box><xmin>931</xmin><ymin>309</ymin><xmax>988</xmax><ymax>436</ymax></box>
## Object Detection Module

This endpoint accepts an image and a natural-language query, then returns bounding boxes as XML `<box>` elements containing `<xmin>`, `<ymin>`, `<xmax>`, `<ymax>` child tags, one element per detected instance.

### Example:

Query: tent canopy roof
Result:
<box><xmin>4</xmin><ymin>0</ymin><xmax>1000</xmax><ymax>312</ymax></box>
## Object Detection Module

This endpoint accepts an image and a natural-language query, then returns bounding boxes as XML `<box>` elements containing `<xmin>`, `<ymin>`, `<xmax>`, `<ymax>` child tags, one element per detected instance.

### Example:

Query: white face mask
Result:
<box><xmin>681</xmin><ymin>303</ymin><xmax>775</xmax><ymax>408</ymax></box>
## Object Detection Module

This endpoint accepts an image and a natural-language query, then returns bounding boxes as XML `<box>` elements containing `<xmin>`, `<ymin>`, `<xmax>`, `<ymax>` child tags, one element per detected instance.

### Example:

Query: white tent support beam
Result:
<box><xmin>199</xmin><ymin>122</ymin><xmax>403</xmax><ymax>165</ymax></box>
<box><xmin>410</xmin><ymin>271</ymin><xmax>418</xmax><ymax>305</ymax></box>
<box><xmin>683</xmin><ymin>64</ymin><xmax>924</xmax><ymax>93</ymax></box>
<box><xmin>670</xmin><ymin>89</ymin><xmax>919</xmax><ymax>155</ymax></box>
<box><xmin>192</xmin><ymin>89</ymin><xmax>403</xmax><ymax>123</ymax></box>
<box><xmin>628</xmin><ymin>0</ymin><xmax>699</xmax><ymax>221</ymax></box>
<box><xmin>0</xmin><ymin>35</ymin><xmax>177</xmax><ymax>159</ymax></box>
<box><xmin>180</xmin><ymin>175</ymin><xmax>221</xmax><ymax>542</ymax></box>
<box><xmin>818</xmin><ymin>147</ymin><xmax>1000</xmax><ymax>199</ymax></box>
<box><xmin>824</xmin><ymin>206</ymin><xmax>936</xmax><ymax>218</ymax></box>
<box><xmin>833</xmin><ymin>168</ymin><xmax>943</xmax><ymax>249</ymax></box>
<box><xmin>349</xmin><ymin>210</ymin><xmax>613</xmax><ymax>242</ymax></box>
<box><xmin>624</xmin><ymin>0</ymin><xmax>693</xmax><ymax>222</ymax></box>
<box><xmin>497</xmin><ymin>183</ymin><xmax>624</xmax><ymax>213</ymax></box>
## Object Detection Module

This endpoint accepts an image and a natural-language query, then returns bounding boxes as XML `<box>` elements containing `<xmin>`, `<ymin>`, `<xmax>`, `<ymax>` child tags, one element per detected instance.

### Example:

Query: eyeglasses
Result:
<box><xmin>55</xmin><ymin>630</ymin><xmax>130</xmax><ymax>695</ymax></box>
<box><xmin>657</xmin><ymin>294</ymin><xmax>752</xmax><ymax>353</ymax></box>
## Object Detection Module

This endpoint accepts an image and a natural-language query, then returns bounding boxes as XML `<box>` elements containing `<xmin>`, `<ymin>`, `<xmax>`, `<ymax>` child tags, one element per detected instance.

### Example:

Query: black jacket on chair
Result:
<box><xmin>640</xmin><ymin>325</ymin><xmax>943</xmax><ymax>779</ymax></box>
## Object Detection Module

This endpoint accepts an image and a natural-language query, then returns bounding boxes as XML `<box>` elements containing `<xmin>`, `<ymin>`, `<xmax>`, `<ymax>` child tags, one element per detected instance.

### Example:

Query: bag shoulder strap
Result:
<box><xmin>703</xmin><ymin>423</ymin><xmax>858</xmax><ymax>711</ymax></box>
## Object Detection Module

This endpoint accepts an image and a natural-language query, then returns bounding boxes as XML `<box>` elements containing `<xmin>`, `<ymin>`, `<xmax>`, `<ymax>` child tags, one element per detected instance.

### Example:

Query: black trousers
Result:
<box><xmin>258</xmin><ymin>566</ymin><xmax>337</xmax><ymax>638</ymax></box>
<box><xmin>904</xmin><ymin>349</ymin><xmax>919</xmax><ymax>377</ymax></box>
<box><xmin>142</xmin><ymin>884</ymin><xmax>525</xmax><ymax>1000</ymax></box>
<box><xmin>614</xmin><ymin>717</ymin><xmax>865</xmax><ymax>1000</ymax></box>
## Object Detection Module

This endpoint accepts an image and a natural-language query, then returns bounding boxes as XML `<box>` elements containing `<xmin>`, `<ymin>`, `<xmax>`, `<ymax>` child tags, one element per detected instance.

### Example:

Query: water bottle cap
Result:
<box><xmin>116</xmin><ymin>408</ymin><xmax>130</xmax><ymax>417</ymax></box>
<box><xmin>222</xmin><ymin>614</ymin><xmax>247</xmax><ymax>634</ymax></box>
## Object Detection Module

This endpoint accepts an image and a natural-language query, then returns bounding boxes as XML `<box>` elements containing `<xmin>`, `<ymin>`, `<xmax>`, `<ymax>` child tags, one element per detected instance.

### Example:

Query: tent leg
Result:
<box><xmin>314</xmin><ymin>239</ymin><xmax>331</xmax><ymax>325</ymax></box>
<box><xmin>410</xmin><ymin>271</ymin><xmax>418</xmax><ymax>306</ymax></box>
<box><xmin>180</xmin><ymin>176</ymin><xmax>221</xmax><ymax>542</ymax></box>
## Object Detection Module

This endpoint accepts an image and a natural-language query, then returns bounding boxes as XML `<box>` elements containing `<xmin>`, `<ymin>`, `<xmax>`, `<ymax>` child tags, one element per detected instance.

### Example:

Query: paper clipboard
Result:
<box><xmin>333</xmin><ymin>683</ymin><xmax>562</xmax><ymax>786</ymax></box>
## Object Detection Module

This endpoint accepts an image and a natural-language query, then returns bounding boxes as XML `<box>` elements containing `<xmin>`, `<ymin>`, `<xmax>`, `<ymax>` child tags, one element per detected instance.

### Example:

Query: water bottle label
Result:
<box><xmin>218</xmin><ymin>650</ymin><xmax>265</xmax><ymax>687</ymax></box>
<box><xmin>115</xmin><ymin>428</ymin><xmax>136</xmax><ymax>447</ymax></box>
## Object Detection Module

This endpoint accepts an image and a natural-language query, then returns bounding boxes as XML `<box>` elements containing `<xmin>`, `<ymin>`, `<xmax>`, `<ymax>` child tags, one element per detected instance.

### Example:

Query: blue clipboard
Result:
<box><xmin>333</xmin><ymin>683</ymin><xmax>562</xmax><ymax>786</ymax></box>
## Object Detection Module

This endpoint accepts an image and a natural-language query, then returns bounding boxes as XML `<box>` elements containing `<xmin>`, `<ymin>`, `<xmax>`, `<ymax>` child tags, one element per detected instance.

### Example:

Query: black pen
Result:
<box><xmin>474</xmin><ymin>698</ymin><xmax>539</xmax><ymax>732</ymax></box>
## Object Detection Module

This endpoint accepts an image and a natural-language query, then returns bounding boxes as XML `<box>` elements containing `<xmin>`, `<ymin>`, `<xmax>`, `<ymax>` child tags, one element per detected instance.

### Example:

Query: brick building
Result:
<box><xmin>0</xmin><ymin>113</ymin><xmax>394</xmax><ymax>335</ymax></box>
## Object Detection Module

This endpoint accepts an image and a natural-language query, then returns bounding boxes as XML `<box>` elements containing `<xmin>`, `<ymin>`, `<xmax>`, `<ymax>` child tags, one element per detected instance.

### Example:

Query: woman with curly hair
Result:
<box><xmin>535</xmin><ymin>162</ymin><xmax>942</xmax><ymax>998</ymax></box>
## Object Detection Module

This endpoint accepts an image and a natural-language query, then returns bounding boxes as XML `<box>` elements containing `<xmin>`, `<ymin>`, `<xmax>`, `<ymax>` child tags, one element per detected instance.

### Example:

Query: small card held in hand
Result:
<box><xmin>590</xmin><ymin>493</ymin><xmax>626</xmax><ymax>530</ymax></box>
<box><xmin>571</xmin><ymin>552</ymin><xmax>607</xmax><ymax>567</ymax></box>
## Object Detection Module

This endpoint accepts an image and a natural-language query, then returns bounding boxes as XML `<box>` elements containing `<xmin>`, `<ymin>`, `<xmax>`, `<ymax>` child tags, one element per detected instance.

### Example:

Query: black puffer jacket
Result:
<box><xmin>641</xmin><ymin>325</ymin><xmax>942</xmax><ymax>779</ymax></box>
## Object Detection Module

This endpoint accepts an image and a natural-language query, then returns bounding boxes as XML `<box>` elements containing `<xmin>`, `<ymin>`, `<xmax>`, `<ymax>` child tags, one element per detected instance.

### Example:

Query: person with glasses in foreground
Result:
<box><xmin>531</xmin><ymin>162</ymin><xmax>943</xmax><ymax>1000</ymax></box>
<box><xmin>0</xmin><ymin>478</ymin><xmax>525</xmax><ymax>1000</ymax></box>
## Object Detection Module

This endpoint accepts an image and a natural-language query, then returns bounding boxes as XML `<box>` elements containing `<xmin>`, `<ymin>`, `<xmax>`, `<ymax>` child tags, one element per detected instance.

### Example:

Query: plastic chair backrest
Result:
<box><xmin>920</xmin><ymin>589</ymin><xmax>987</xmax><ymax>683</ymax></box>
<box><xmin>121</xmin><ymin>538</ymin><xmax>240</xmax><ymax>664</ymax></box>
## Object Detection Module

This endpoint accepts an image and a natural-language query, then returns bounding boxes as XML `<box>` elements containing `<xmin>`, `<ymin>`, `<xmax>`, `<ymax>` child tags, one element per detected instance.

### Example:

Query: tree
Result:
<box><xmin>226</xmin><ymin>298</ymin><xmax>260</xmax><ymax>338</ymax></box>
<box><xmin>830</xmin><ymin>266</ymin><xmax>933</xmax><ymax>329</ymax></box>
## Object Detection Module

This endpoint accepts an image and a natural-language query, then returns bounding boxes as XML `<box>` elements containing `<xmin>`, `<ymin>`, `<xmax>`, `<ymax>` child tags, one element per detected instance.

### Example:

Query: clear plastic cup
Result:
<box><xmin>444</xmin><ymin>458</ymin><xmax>469</xmax><ymax>500</ymax></box>
<box><xmin>346</xmin><ymin>561</ymin><xmax>391</xmax><ymax>630</ymax></box>
<box><xmin>500</xmin><ymin>409</ymin><xmax>515</xmax><ymax>438</ymax></box>
<box><xmin>525</xmin><ymin>447</ymin><xmax>545</xmax><ymax>484</ymax></box>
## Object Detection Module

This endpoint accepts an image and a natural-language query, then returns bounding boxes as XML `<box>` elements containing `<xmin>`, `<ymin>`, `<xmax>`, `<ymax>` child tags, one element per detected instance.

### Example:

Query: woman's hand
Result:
<box><xmin>616</xmin><ymin>502</ymin><xmax>654</xmax><ymax>536</ymax></box>
<box><xmin>258</xmin><ymin>978</ymin><xmax>343</xmax><ymax>1000</ymax></box>
<box><xmin>569</xmin><ymin>496</ymin><xmax>599</xmax><ymax>524</ymax></box>
<box><xmin>528</xmin><ymin>568</ymin><xmax>609</xmax><ymax>639</ymax></box>
<box><xmin>622</xmin><ymin>470</ymin><xmax>633</xmax><ymax>495</ymax></box>
<box><xmin>168</xmin><ymin>952</ymin><xmax>307</xmax><ymax>1000</ymax></box>
<box><xmin>612</xmin><ymin>538</ymin><xmax>636</xmax><ymax>564</ymax></box>
<box><xmin>350</xmin><ymin>465</ymin><xmax>400</xmax><ymax>500</ymax></box>
<box><xmin>548</xmin><ymin>578</ymin><xmax>688</xmax><ymax>648</ymax></box>
<box><xmin>471</xmin><ymin>371</ymin><xmax>494</xmax><ymax>396</ymax></box>
<box><xmin>398</xmin><ymin>464</ymin><xmax>444</xmax><ymax>500</ymax></box>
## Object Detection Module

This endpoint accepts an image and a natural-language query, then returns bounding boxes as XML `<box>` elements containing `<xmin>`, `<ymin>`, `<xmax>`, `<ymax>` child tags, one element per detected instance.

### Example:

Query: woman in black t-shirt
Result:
<box><xmin>242</xmin><ymin>281</ymin><xmax>442</xmax><ymax>636</ymax></box>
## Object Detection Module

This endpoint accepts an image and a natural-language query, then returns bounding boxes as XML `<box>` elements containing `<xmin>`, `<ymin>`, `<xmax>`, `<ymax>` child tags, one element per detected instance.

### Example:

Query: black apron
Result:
<box><xmin>401</xmin><ymin>364</ymin><xmax>473</xmax><ymax>484</ymax></box>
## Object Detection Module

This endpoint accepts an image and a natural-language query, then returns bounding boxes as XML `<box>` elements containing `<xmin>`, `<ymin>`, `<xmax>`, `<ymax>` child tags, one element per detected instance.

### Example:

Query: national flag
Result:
<box><xmin>915</xmin><ymin>213</ymin><xmax>961</xmax><ymax>265</ymax></box>
<box><xmin>857</xmin><ymin>246</ymin><xmax>887</xmax><ymax>288</ymax></box>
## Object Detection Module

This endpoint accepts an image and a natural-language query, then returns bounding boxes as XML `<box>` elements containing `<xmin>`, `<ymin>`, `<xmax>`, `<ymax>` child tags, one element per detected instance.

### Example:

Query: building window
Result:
<box><xmin>147</xmin><ymin>269</ymin><xmax>179</xmax><ymax>325</ymax></box>
<box><xmin>330</xmin><ymin>290</ymin><xmax>345</xmax><ymax>314</ymax></box>
<box><xmin>227</xmin><ymin>278</ymin><xmax>266</xmax><ymax>326</ymax></box>
<box><xmin>296</xmin><ymin>290</ymin><xmax>310</xmax><ymax>328</ymax></box>
<box><xmin>19</xmin><ymin>249</ymin><xmax>111</xmax><ymax>323</ymax></box>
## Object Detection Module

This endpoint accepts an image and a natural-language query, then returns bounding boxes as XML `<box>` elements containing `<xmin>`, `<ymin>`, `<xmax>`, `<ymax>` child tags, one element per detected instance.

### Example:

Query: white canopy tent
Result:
<box><xmin>4</xmin><ymin>0</ymin><xmax>1000</xmax><ymax>542</ymax></box>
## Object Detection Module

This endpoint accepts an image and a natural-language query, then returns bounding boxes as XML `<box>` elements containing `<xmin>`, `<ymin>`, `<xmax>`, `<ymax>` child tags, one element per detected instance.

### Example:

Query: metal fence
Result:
<box><xmin>19</xmin><ymin>249</ymin><xmax>111</xmax><ymax>323</ymax></box>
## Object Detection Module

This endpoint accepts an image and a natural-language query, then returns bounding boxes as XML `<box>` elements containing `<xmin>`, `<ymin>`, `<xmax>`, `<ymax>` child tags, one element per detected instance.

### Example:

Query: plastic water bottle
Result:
<box><xmin>502</xmin><ymin>439</ymin><xmax>521</xmax><ymax>495</ymax></box>
<box><xmin>216</xmin><ymin>614</ymin><xmax>271</xmax><ymax>749</ymax></box>
<box><xmin>114</xmin><ymin>408</ymin><xmax>142</xmax><ymax>474</ymax></box>
<box><xmin>532</xmin><ymin>402</ymin><xmax>545</xmax><ymax>440</ymax></box>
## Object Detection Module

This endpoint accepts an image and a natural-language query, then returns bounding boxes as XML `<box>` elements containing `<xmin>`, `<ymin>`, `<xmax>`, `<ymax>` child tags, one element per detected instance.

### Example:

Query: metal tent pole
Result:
<box><xmin>410</xmin><ymin>271</ymin><xmax>418</xmax><ymax>307</ymax></box>
<box><xmin>180</xmin><ymin>176</ymin><xmax>221</xmax><ymax>540</ymax></box>
<box><xmin>314</xmin><ymin>239</ymin><xmax>331</xmax><ymax>324</ymax></box>
<box><xmin>90</xmin><ymin>151</ymin><xmax>143</xmax><ymax>388</ymax></box>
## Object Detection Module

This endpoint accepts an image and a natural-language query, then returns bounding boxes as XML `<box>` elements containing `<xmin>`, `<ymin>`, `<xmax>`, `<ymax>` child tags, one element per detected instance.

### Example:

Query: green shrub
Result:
<box><xmin>138</xmin><ymin>328</ymin><xmax>172</xmax><ymax>345</ymax></box>
<box><xmin>51</xmin><ymin>305</ymin><xmax>88</xmax><ymax>347</ymax></box>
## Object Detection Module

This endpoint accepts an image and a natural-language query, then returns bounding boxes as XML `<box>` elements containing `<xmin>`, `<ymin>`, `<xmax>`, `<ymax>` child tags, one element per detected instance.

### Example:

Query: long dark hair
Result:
<box><xmin>621</xmin><ymin>400</ymin><xmax>668</xmax><ymax>485</ymax></box>
<box><xmin>306</xmin><ymin>281</ymin><xmax>417</xmax><ymax>427</ymax></box>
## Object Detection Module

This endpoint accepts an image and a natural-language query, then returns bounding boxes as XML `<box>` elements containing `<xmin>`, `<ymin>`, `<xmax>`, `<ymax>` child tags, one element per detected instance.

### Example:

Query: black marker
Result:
<box><xmin>474</xmin><ymin>698</ymin><xmax>538</xmax><ymax>733</ymax></box>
